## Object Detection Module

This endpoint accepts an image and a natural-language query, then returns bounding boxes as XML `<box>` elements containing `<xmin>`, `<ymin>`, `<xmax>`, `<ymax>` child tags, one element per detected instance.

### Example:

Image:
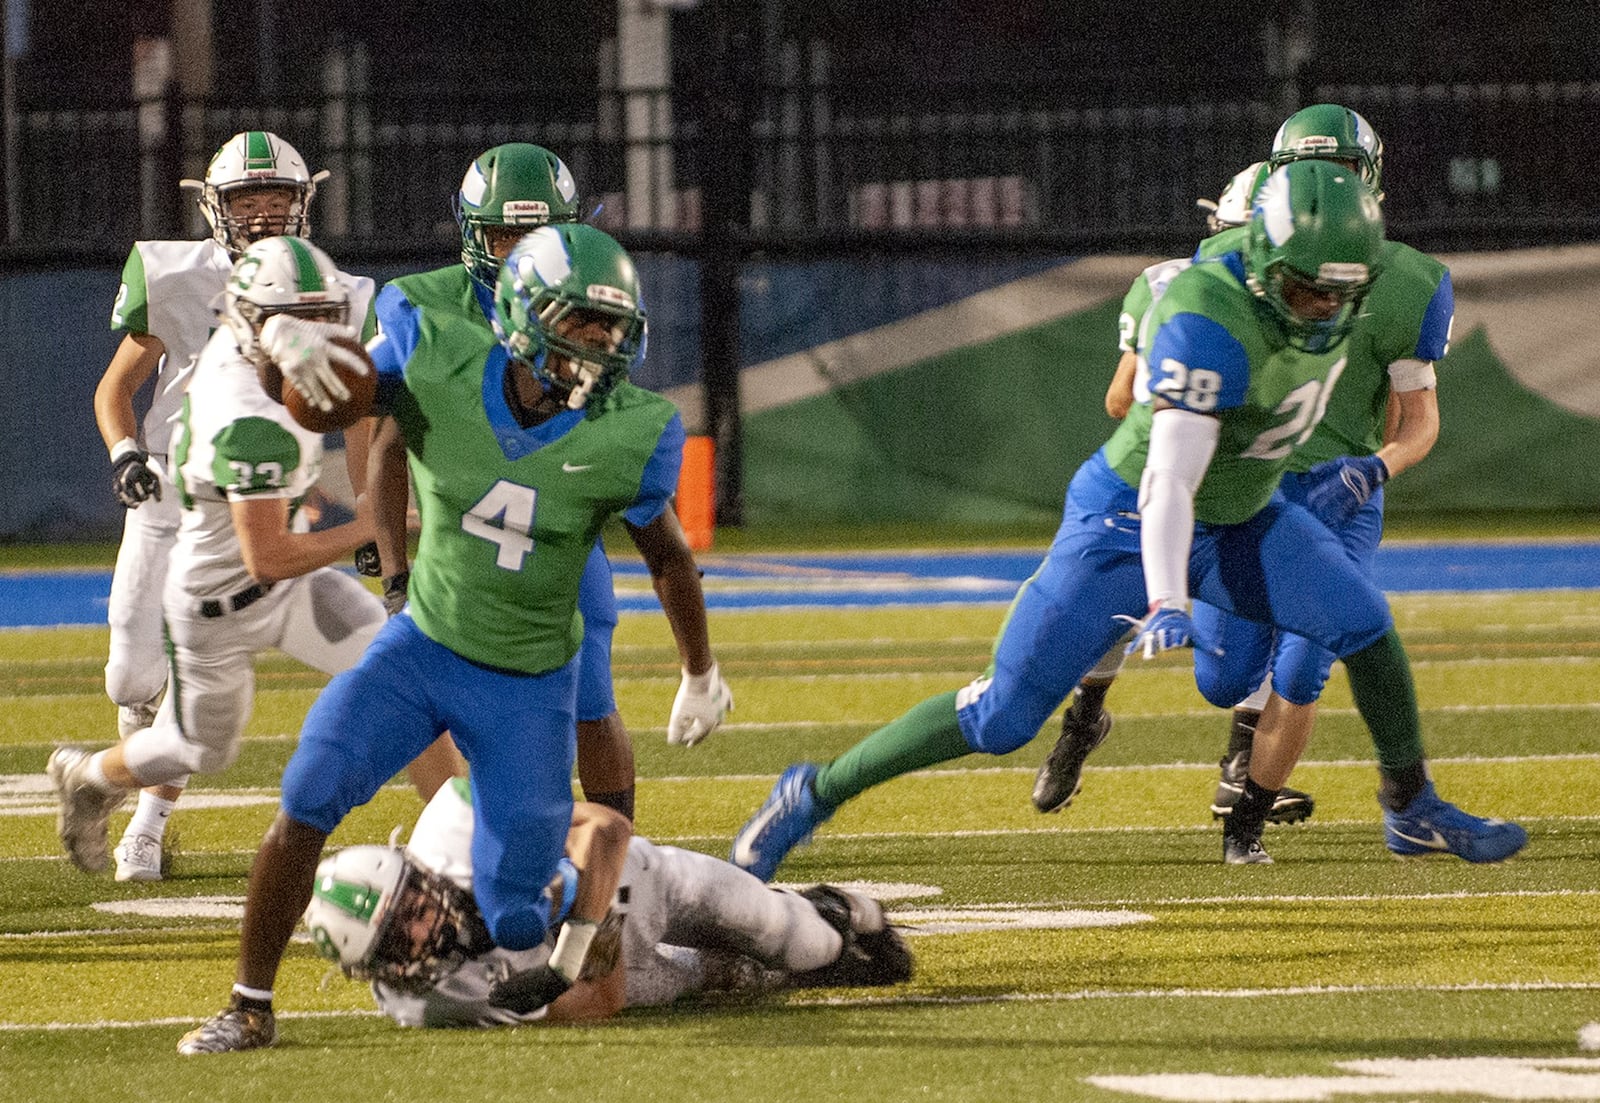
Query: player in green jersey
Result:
<box><xmin>1036</xmin><ymin>106</ymin><xmax>1467</xmax><ymax>865</ymax></box>
<box><xmin>359</xmin><ymin>143</ymin><xmax>731</xmax><ymax>822</ymax></box>
<box><xmin>179</xmin><ymin>224</ymin><xmax>726</xmax><ymax>1054</ymax></box>
<box><xmin>732</xmin><ymin>160</ymin><xmax>1523</xmax><ymax>882</ymax></box>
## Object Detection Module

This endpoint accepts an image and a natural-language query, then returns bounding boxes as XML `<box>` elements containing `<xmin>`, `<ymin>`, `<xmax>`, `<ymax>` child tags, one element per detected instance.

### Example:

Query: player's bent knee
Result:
<box><xmin>104</xmin><ymin>661</ymin><xmax>164</xmax><ymax>709</ymax></box>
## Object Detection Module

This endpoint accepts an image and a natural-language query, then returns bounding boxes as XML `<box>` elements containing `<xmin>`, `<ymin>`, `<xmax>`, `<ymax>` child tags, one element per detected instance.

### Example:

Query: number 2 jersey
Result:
<box><xmin>111</xmin><ymin>240</ymin><xmax>234</xmax><ymax>457</ymax></box>
<box><xmin>1100</xmin><ymin>250</ymin><xmax>1354</xmax><ymax>525</ymax></box>
<box><xmin>368</xmin><ymin>265</ymin><xmax>684</xmax><ymax>676</ymax></box>
<box><xmin>1116</xmin><ymin>235</ymin><xmax>1453</xmax><ymax>477</ymax></box>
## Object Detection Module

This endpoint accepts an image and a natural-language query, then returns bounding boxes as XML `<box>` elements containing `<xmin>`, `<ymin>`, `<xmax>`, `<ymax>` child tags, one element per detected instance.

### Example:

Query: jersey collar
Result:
<box><xmin>481</xmin><ymin>345</ymin><xmax>585</xmax><ymax>459</ymax></box>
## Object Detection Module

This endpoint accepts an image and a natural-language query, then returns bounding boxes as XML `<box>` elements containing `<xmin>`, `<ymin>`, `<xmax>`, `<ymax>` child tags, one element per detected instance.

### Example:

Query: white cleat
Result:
<box><xmin>114</xmin><ymin>832</ymin><xmax>164</xmax><ymax>882</ymax></box>
<box><xmin>46</xmin><ymin>746</ymin><xmax>128</xmax><ymax>873</ymax></box>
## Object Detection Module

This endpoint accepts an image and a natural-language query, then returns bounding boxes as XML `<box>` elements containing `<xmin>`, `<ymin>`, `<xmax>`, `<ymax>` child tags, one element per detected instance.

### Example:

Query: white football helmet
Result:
<box><xmin>221</xmin><ymin>235</ymin><xmax>352</xmax><ymax>364</ymax></box>
<box><xmin>304</xmin><ymin>845</ymin><xmax>491</xmax><ymax>993</ymax></box>
<box><xmin>1196</xmin><ymin>161</ymin><xmax>1269</xmax><ymax>236</ymax></box>
<box><xmin>182</xmin><ymin>131</ymin><xmax>330</xmax><ymax>257</ymax></box>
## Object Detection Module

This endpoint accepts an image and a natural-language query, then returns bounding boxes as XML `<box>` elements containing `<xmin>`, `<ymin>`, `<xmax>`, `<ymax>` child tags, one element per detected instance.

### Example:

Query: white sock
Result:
<box><xmin>123</xmin><ymin>791</ymin><xmax>178</xmax><ymax>843</ymax></box>
<box><xmin>84</xmin><ymin>751</ymin><xmax>114</xmax><ymax>791</ymax></box>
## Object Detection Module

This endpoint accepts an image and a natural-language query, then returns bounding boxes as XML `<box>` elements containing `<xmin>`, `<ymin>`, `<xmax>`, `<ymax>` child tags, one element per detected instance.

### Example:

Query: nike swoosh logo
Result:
<box><xmin>561</xmin><ymin>462</ymin><xmax>593</xmax><ymax>473</ymax></box>
<box><xmin>1391</xmin><ymin>826</ymin><xmax>1451</xmax><ymax>850</ymax></box>
<box><xmin>731</xmin><ymin>804</ymin><xmax>783</xmax><ymax>870</ymax></box>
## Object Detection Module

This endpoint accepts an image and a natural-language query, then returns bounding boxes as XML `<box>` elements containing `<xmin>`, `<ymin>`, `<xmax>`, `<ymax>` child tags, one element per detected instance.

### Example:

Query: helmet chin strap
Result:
<box><xmin>564</xmin><ymin>362</ymin><xmax>602</xmax><ymax>410</ymax></box>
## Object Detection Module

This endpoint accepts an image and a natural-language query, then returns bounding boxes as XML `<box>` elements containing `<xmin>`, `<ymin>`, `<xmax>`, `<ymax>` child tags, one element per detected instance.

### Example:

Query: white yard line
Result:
<box><xmin>5</xmin><ymin>980</ymin><xmax>1597</xmax><ymax>1032</ymax></box>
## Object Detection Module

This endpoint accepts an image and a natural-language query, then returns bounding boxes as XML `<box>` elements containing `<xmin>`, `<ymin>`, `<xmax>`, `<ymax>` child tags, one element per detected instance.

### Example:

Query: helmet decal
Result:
<box><xmin>459</xmin><ymin>161</ymin><xmax>489</xmax><ymax>209</ymax></box>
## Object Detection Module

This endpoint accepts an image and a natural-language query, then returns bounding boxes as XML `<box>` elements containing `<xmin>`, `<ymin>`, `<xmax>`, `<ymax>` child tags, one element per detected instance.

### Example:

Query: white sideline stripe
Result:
<box><xmin>6</xmin><ymin>981</ymin><xmax>1598</xmax><ymax>1032</ymax></box>
<box><xmin>10</xmin><ymin>811</ymin><xmax>1600</xmax><ymax>862</ymax></box>
<box><xmin>5</xmin><ymin>887</ymin><xmax>1594</xmax><ymax>942</ymax></box>
<box><xmin>0</xmin><ymin>1009</ymin><xmax>383</xmax><ymax>1032</ymax></box>
<box><xmin>793</xmin><ymin>979</ymin><xmax>1600</xmax><ymax>1009</ymax></box>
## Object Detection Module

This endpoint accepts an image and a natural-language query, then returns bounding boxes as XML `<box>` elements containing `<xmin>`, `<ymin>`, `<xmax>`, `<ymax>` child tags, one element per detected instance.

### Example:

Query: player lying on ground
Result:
<box><xmin>306</xmin><ymin>779</ymin><xmax>912</xmax><ymax>1026</ymax></box>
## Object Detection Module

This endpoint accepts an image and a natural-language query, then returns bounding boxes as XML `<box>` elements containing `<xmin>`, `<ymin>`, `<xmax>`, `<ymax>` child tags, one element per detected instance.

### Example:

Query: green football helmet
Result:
<box><xmin>455</xmin><ymin>143</ymin><xmax>582</xmax><ymax>289</ymax></box>
<box><xmin>1245</xmin><ymin>160</ymin><xmax>1384</xmax><ymax>353</ymax></box>
<box><xmin>492</xmin><ymin>224</ymin><xmax>647</xmax><ymax>412</ymax></box>
<box><xmin>1268</xmin><ymin>103</ymin><xmax>1385</xmax><ymax>200</ymax></box>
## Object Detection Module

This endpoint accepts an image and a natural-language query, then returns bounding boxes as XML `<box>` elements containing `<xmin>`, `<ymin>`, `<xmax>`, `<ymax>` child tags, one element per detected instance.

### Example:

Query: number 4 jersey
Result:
<box><xmin>370</xmin><ymin>266</ymin><xmax>684</xmax><ymax>677</ymax></box>
<box><xmin>1101</xmin><ymin>250</ymin><xmax>1352</xmax><ymax>525</ymax></box>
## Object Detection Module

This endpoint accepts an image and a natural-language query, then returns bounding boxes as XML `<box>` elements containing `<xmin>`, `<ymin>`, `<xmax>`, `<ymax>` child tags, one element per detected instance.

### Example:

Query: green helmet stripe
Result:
<box><xmin>315</xmin><ymin>877</ymin><xmax>383</xmax><ymax>920</ymax></box>
<box><xmin>284</xmin><ymin>237</ymin><xmax>325</xmax><ymax>291</ymax></box>
<box><xmin>244</xmin><ymin>131</ymin><xmax>275</xmax><ymax>171</ymax></box>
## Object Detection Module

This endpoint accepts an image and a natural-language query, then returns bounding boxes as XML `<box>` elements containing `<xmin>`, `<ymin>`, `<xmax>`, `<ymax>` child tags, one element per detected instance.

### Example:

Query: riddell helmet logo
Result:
<box><xmin>1292</xmin><ymin>135</ymin><xmax>1341</xmax><ymax>154</ymax></box>
<box><xmin>503</xmin><ymin>201</ymin><xmax>551</xmax><ymax>223</ymax></box>
<box><xmin>586</xmin><ymin>284</ymin><xmax>635</xmax><ymax>310</ymax></box>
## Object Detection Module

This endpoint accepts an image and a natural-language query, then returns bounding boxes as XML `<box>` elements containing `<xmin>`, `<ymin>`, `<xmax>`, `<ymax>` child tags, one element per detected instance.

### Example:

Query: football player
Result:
<box><xmin>52</xmin><ymin>236</ymin><xmax>385</xmax><ymax>876</ymax></box>
<box><xmin>730</xmin><ymin>162</ymin><xmax>1525</xmax><ymax>882</ymax></box>
<box><xmin>177</xmin><ymin>224</ymin><xmax>728</xmax><ymax>1054</ymax></box>
<box><xmin>1034</xmin><ymin>105</ymin><xmax>1470</xmax><ymax>866</ymax></box>
<box><xmin>360</xmin><ymin>143</ymin><xmax>731</xmax><ymax>825</ymax></box>
<box><xmin>305</xmin><ymin>779</ymin><xmax>911</xmax><ymax>1028</ymax></box>
<box><xmin>91</xmin><ymin>132</ymin><xmax>330</xmax><ymax>879</ymax></box>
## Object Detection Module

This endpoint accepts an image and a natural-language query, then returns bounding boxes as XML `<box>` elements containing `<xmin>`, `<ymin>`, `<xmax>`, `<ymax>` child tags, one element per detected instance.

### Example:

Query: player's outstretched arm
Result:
<box><xmin>230</xmin><ymin>493</ymin><xmax>377</xmax><ymax>584</ymax></box>
<box><xmin>626</xmin><ymin>509</ymin><xmax>732</xmax><ymax>745</ymax></box>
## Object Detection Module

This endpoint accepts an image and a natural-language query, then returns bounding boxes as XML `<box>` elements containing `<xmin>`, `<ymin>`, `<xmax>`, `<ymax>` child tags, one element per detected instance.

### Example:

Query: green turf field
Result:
<box><xmin>4</xmin><ymin>589</ymin><xmax>1600</xmax><ymax>1102</ymax></box>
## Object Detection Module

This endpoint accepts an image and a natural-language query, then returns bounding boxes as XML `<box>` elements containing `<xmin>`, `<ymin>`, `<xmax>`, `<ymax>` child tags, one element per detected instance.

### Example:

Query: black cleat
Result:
<box><xmin>1032</xmin><ymin>702</ymin><xmax>1113</xmax><ymax>813</ymax></box>
<box><xmin>1223</xmin><ymin>832</ymin><xmax>1274</xmax><ymax>865</ymax></box>
<box><xmin>1211</xmin><ymin>751</ymin><xmax>1315</xmax><ymax>824</ymax></box>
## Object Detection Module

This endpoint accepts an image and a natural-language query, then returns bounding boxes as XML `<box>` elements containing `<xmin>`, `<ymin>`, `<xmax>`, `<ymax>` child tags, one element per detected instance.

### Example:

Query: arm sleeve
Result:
<box><xmin>1137</xmin><ymin>407</ymin><xmax>1220</xmax><ymax>608</ymax></box>
<box><xmin>621</xmin><ymin>412</ymin><xmax>687</xmax><ymax>528</ymax></box>
<box><xmin>368</xmin><ymin>283</ymin><xmax>421</xmax><ymax>412</ymax></box>
<box><xmin>1413</xmin><ymin>269</ymin><xmax>1454</xmax><ymax>363</ymax></box>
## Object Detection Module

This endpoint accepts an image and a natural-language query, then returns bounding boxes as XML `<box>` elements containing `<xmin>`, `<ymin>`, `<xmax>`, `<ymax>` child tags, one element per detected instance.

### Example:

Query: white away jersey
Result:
<box><xmin>167</xmin><ymin>328</ymin><xmax>327</xmax><ymax>599</ymax></box>
<box><xmin>111</xmin><ymin>240</ymin><xmax>233</xmax><ymax>456</ymax></box>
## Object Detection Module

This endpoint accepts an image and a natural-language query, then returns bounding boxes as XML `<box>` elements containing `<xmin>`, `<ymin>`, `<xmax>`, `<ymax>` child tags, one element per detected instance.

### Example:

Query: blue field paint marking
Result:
<box><xmin>5</xmin><ymin>543</ymin><xmax>1600</xmax><ymax>627</ymax></box>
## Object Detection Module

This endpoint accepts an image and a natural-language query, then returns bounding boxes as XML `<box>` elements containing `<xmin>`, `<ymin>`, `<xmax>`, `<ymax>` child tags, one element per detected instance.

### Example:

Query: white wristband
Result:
<box><xmin>681</xmin><ymin>661</ymin><xmax>720</xmax><ymax>694</ymax></box>
<box><xmin>110</xmin><ymin>437</ymin><xmax>140</xmax><ymax>463</ymax></box>
<box><xmin>548</xmin><ymin>918</ymin><xmax>598</xmax><ymax>982</ymax></box>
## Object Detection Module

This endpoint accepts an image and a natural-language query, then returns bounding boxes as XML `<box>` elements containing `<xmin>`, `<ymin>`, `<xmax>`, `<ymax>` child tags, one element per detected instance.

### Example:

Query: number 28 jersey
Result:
<box><xmin>371</xmin><ymin>267</ymin><xmax>683</xmax><ymax>676</ymax></box>
<box><xmin>1101</xmin><ymin>251</ymin><xmax>1351</xmax><ymax>525</ymax></box>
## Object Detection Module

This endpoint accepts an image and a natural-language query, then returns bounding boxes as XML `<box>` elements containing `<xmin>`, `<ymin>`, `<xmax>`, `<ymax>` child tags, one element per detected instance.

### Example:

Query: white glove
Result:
<box><xmin>667</xmin><ymin>661</ymin><xmax>733</xmax><ymax>746</ymax></box>
<box><xmin>259</xmin><ymin>315</ymin><xmax>364</xmax><ymax>412</ymax></box>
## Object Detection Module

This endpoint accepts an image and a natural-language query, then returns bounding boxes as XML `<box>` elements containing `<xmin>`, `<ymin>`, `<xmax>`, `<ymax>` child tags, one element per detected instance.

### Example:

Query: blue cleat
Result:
<box><xmin>1383</xmin><ymin>781</ymin><xmax>1527</xmax><ymax>863</ymax></box>
<box><xmin>730</xmin><ymin>763</ymin><xmax>833</xmax><ymax>881</ymax></box>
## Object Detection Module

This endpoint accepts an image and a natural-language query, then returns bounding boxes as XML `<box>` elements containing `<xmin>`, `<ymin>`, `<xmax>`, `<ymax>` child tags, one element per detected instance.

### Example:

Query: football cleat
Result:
<box><xmin>1382</xmin><ymin>781</ymin><xmax>1527</xmax><ymax>863</ymax></box>
<box><xmin>729</xmin><ymin>763</ymin><xmax>833</xmax><ymax>882</ymax></box>
<box><xmin>1032</xmin><ymin>700</ymin><xmax>1113</xmax><ymax>813</ymax></box>
<box><xmin>46</xmin><ymin>746</ymin><xmax>128</xmax><ymax>874</ymax></box>
<box><xmin>176</xmin><ymin>1006</ymin><xmax>277</xmax><ymax>1055</ymax></box>
<box><xmin>1223</xmin><ymin>832</ymin><xmax>1274</xmax><ymax>865</ymax></box>
<box><xmin>793</xmin><ymin>885</ymin><xmax>913</xmax><ymax>988</ymax></box>
<box><xmin>1211</xmin><ymin>750</ymin><xmax>1315</xmax><ymax>824</ymax></box>
<box><xmin>113</xmin><ymin>832</ymin><xmax>164</xmax><ymax>882</ymax></box>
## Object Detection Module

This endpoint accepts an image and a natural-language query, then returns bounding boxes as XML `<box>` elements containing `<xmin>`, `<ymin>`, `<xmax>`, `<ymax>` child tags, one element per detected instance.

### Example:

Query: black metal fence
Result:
<box><xmin>10</xmin><ymin>53</ymin><xmax>1600</xmax><ymax>261</ymax></box>
<box><xmin>6</xmin><ymin>30</ymin><xmax>1599</xmax><ymax>522</ymax></box>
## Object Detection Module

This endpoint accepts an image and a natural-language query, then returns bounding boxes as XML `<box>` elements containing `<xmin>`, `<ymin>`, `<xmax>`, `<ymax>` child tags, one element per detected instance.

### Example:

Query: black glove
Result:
<box><xmin>353</xmin><ymin>541</ymin><xmax>382</xmax><ymax>577</ymax></box>
<box><xmin>488</xmin><ymin>964</ymin><xmax>573</xmax><ymax>1015</ymax></box>
<box><xmin>382</xmin><ymin>570</ymin><xmax>410</xmax><ymax>616</ymax></box>
<box><xmin>111</xmin><ymin>450</ymin><xmax>161</xmax><ymax>509</ymax></box>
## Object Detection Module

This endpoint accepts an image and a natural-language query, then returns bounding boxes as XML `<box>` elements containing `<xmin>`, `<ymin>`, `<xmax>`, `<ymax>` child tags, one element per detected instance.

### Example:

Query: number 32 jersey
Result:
<box><xmin>1101</xmin><ymin>251</ymin><xmax>1351</xmax><ymax>525</ymax></box>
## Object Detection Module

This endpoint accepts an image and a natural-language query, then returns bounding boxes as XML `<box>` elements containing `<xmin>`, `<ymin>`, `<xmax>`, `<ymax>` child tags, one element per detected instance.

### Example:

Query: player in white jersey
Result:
<box><xmin>92</xmin><ymin>131</ymin><xmax>329</xmax><ymax>876</ymax></box>
<box><xmin>52</xmin><ymin>236</ymin><xmax>384</xmax><ymax>878</ymax></box>
<box><xmin>304</xmin><ymin>779</ymin><xmax>913</xmax><ymax>1028</ymax></box>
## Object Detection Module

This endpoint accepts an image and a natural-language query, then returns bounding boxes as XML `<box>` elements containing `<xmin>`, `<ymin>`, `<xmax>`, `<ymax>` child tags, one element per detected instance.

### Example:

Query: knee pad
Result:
<box><xmin>1270</xmin><ymin>636</ymin><xmax>1338</xmax><ymax>706</ymax></box>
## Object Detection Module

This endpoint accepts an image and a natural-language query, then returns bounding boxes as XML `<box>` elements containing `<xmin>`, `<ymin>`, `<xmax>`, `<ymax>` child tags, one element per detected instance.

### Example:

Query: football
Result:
<box><xmin>278</xmin><ymin>333</ymin><xmax>377</xmax><ymax>433</ymax></box>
